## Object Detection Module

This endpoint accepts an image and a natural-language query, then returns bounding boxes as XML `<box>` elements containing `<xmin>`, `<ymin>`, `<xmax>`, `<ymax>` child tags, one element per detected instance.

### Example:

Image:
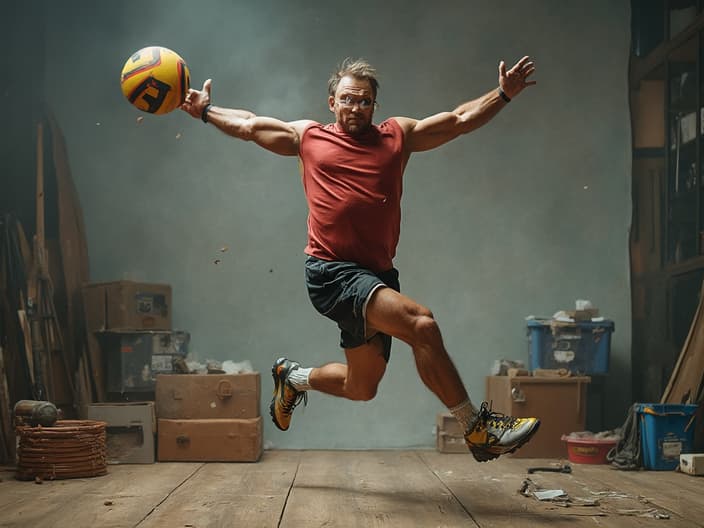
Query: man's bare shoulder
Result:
<box><xmin>389</xmin><ymin>116</ymin><xmax>417</xmax><ymax>132</ymax></box>
<box><xmin>289</xmin><ymin>119</ymin><xmax>318</xmax><ymax>136</ymax></box>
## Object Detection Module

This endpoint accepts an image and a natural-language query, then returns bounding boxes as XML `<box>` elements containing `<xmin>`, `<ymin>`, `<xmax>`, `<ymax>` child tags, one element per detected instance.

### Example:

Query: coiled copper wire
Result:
<box><xmin>15</xmin><ymin>420</ymin><xmax>108</xmax><ymax>480</ymax></box>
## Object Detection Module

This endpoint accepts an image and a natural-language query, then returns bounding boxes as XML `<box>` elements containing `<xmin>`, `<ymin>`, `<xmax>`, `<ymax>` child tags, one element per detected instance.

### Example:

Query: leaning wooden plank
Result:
<box><xmin>0</xmin><ymin>222</ymin><xmax>32</xmax><ymax>409</ymax></box>
<box><xmin>46</xmin><ymin>111</ymin><xmax>96</xmax><ymax>404</ymax></box>
<box><xmin>74</xmin><ymin>354</ymin><xmax>92</xmax><ymax>418</ymax></box>
<box><xmin>15</xmin><ymin>221</ymin><xmax>35</xmax><ymax>399</ymax></box>
<box><xmin>16</xmin><ymin>310</ymin><xmax>34</xmax><ymax>390</ymax></box>
<box><xmin>0</xmin><ymin>347</ymin><xmax>13</xmax><ymax>463</ymax></box>
<box><xmin>84</xmin><ymin>332</ymin><xmax>106</xmax><ymax>402</ymax></box>
<box><xmin>662</xmin><ymin>280</ymin><xmax>704</xmax><ymax>404</ymax></box>
<box><xmin>0</xmin><ymin>462</ymin><xmax>201</xmax><ymax>528</ymax></box>
<box><xmin>47</xmin><ymin>111</ymin><xmax>91</xmax><ymax>397</ymax></box>
<box><xmin>139</xmin><ymin>451</ymin><xmax>300</xmax><ymax>527</ymax></box>
<box><xmin>281</xmin><ymin>450</ymin><xmax>476</xmax><ymax>527</ymax></box>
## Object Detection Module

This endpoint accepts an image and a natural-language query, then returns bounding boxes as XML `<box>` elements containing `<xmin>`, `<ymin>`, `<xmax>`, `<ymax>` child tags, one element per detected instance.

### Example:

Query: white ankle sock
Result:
<box><xmin>287</xmin><ymin>367</ymin><xmax>312</xmax><ymax>391</ymax></box>
<box><xmin>449</xmin><ymin>399</ymin><xmax>478</xmax><ymax>432</ymax></box>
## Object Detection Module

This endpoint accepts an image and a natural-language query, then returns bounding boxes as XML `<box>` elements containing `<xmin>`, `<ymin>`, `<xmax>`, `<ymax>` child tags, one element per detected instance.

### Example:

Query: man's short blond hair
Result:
<box><xmin>328</xmin><ymin>57</ymin><xmax>379</xmax><ymax>98</ymax></box>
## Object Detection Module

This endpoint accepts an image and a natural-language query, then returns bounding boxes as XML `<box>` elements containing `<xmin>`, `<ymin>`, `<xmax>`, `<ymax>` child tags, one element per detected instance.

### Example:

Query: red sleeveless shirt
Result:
<box><xmin>299</xmin><ymin>119</ymin><xmax>406</xmax><ymax>272</ymax></box>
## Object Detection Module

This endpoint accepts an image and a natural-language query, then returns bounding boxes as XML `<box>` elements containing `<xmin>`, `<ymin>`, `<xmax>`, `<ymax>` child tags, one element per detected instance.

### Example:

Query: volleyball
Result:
<box><xmin>120</xmin><ymin>46</ymin><xmax>190</xmax><ymax>115</ymax></box>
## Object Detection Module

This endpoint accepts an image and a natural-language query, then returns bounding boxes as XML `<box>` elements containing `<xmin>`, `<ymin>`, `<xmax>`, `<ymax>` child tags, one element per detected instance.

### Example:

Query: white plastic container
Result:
<box><xmin>680</xmin><ymin>453</ymin><xmax>704</xmax><ymax>475</ymax></box>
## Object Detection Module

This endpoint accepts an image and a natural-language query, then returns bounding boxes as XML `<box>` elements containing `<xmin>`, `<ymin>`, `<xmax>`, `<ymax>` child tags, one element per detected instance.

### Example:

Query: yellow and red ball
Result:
<box><xmin>120</xmin><ymin>46</ymin><xmax>190</xmax><ymax>115</ymax></box>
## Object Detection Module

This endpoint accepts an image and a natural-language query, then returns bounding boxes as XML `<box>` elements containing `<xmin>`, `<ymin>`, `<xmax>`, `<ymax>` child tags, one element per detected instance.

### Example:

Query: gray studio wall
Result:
<box><xmin>41</xmin><ymin>0</ymin><xmax>631</xmax><ymax>448</ymax></box>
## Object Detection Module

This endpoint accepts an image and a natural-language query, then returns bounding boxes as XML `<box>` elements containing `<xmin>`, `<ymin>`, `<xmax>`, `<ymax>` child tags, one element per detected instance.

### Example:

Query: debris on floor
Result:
<box><xmin>519</xmin><ymin>477</ymin><xmax>672</xmax><ymax>519</ymax></box>
<box><xmin>533</xmin><ymin>488</ymin><xmax>567</xmax><ymax>501</ymax></box>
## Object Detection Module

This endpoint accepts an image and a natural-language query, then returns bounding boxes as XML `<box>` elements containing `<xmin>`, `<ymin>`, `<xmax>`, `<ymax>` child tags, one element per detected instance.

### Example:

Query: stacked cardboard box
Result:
<box><xmin>83</xmin><ymin>281</ymin><xmax>263</xmax><ymax>462</ymax></box>
<box><xmin>82</xmin><ymin>280</ymin><xmax>194</xmax><ymax>464</ymax></box>
<box><xmin>100</xmin><ymin>331</ymin><xmax>189</xmax><ymax>394</ymax></box>
<box><xmin>83</xmin><ymin>280</ymin><xmax>183</xmax><ymax>401</ymax></box>
<box><xmin>83</xmin><ymin>281</ymin><xmax>172</xmax><ymax>332</ymax></box>
<box><xmin>155</xmin><ymin>373</ymin><xmax>262</xmax><ymax>462</ymax></box>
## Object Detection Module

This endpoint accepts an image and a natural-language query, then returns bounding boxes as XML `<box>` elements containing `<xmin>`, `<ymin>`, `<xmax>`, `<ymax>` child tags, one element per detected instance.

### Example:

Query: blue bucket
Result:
<box><xmin>635</xmin><ymin>403</ymin><xmax>698</xmax><ymax>470</ymax></box>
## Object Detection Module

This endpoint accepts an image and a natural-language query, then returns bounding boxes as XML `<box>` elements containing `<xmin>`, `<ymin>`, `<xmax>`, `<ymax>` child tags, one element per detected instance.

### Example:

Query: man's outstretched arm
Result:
<box><xmin>397</xmin><ymin>56</ymin><xmax>536</xmax><ymax>153</ymax></box>
<box><xmin>181</xmin><ymin>79</ymin><xmax>312</xmax><ymax>157</ymax></box>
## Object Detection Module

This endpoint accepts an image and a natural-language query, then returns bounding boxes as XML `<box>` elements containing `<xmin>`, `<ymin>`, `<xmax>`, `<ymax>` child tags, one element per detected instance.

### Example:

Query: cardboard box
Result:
<box><xmin>680</xmin><ymin>453</ymin><xmax>704</xmax><ymax>475</ymax></box>
<box><xmin>436</xmin><ymin>412</ymin><xmax>467</xmax><ymax>454</ymax></box>
<box><xmin>157</xmin><ymin>417</ymin><xmax>262</xmax><ymax>462</ymax></box>
<box><xmin>102</xmin><ymin>331</ymin><xmax>190</xmax><ymax>393</ymax></box>
<box><xmin>156</xmin><ymin>373</ymin><xmax>260</xmax><ymax>419</ymax></box>
<box><xmin>83</xmin><ymin>281</ymin><xmax>172</xmax><ymax>331</ymax></box>
<box><xmin>86</xmin><ymin>402</ymin><xmax>155</xmax><ymax>464</ymax></box>
<box><xmin>632</xmin><ymin>79</ymin><xmax>665</xmax><ymax>149</ymax></box>
<box><xmin>486</xmin><ymin>375</ymin><xmax>590</xmax><ymax>458</ymax></box>
<box><xmin>564</xmin><ymin>309</ymin><xmax>600</xmax><ymax>321</ymax></box>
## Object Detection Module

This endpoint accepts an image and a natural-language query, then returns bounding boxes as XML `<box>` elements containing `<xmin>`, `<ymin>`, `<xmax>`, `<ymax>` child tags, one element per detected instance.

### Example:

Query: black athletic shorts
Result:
<box><xmin>304</xmin><ymin>255</ymin><xmax>400</xmax><ymax>361</ymax></box>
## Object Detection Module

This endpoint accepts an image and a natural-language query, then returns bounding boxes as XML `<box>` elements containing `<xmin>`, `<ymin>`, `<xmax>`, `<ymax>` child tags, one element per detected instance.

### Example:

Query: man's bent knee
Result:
<box><xmin>344</xmin><ymin>382</ymin><xmax>379</xmax><ymax>401</ymax></box>
<box><xmin>412</xmin><ymin>312</ymin><xmax>441</xmax><ymax>346</ymax></box>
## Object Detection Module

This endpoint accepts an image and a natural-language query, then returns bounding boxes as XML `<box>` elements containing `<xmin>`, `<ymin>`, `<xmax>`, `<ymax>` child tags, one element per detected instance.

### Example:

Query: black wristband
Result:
<box><xmin>201</xmin><ymin>104</ymin><xmax>212</xmax><ymax>123</ymax></box>
<box><xmin>498</xmin><ymin>88</ymin><xmax>511</xmax><ymax>103</ymax></box>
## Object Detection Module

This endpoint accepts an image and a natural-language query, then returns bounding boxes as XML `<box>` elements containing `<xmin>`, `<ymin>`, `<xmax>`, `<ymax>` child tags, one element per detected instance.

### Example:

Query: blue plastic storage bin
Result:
<box><xmin>636</xmin><ymin>403</ymin><xmax>697</xmax><ymax>470</ymax></box>
<box><xmin>527</xmin><ymin>319</ymin><xmax>614</xmax><ymax>374</ymax></box>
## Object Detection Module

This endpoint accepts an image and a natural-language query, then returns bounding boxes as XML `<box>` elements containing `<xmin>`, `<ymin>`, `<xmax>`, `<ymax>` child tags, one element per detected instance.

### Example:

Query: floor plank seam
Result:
<box><xmin>417</xmin><ymin>452</ymin><xmax>481</xmax><ymax>527</ymax></box>
<box><xmin>133</xmin><ymin>464</ymin><xmax>206</xmax><ymax>527</ymax></box>
<box><xmin>277</xmin><ymin>457</ymin><xmax>301</xmax><ymax>528</ymax></box>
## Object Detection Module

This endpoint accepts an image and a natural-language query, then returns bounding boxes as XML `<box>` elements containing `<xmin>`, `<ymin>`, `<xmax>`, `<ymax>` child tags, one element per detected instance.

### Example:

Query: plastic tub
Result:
<box><xmin>561</xmin><ymin>434</ymin><xmax>618</xmax><ymax>464</ymax></box>
<box><xmin>527</xmin><ymin>319</ymin><xmax>614</xmax><ymax>374</ymax></box>
<box><xmin>635</xmin><ymin>403</ymin><xmax>698</xmax><ymax>470</ymax></box>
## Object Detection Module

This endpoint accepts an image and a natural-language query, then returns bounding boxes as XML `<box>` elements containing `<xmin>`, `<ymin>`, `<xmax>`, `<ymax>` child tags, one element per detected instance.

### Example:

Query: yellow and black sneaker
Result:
<box><xmin>270</xmin><ymin>357</ymin><xmax>308</xmax><ymax>431</ymax></box>
<box><xmin>465</xmin><ymin>401</ymin><xmax>540</xmax><ymax>462</ymax></box>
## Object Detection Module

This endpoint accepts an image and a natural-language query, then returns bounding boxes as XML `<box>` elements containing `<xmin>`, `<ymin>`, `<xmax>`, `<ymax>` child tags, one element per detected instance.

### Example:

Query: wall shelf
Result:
<box><xmin>630</xmin><ymin>0</ymin><xmax>704</xmax><ymax>403</ymax></box>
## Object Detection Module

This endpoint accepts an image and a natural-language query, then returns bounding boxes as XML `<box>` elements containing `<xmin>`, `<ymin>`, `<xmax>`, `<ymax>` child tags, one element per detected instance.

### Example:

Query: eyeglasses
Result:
<box><xmin>336</xmin><ymin>95</ymin><xmax>377</xmax><ymax>109</ymax></box>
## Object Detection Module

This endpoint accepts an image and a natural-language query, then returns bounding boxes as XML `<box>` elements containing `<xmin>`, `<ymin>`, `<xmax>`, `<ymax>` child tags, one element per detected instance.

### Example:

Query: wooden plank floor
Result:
<box><xmin>1</xmin><ymin>451</ymin><xmax>702</xmax><ymax>527</ymax></box>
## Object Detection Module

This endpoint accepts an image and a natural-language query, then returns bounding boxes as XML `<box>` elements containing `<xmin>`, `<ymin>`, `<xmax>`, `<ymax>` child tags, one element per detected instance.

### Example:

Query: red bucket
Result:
<box><xmin>561</xmin><ymin>434</ymin><xmax>618</xmax><ymax>464</ymax></box>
